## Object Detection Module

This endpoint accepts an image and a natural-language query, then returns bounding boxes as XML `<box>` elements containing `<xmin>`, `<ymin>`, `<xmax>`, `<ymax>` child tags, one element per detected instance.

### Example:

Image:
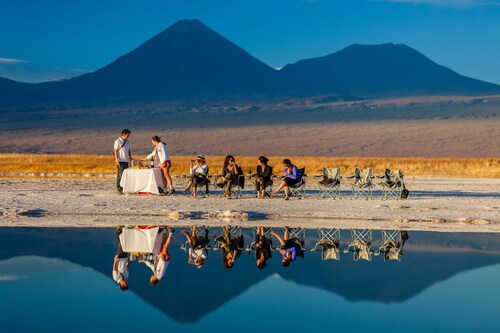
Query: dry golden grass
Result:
<box><xmin>0</xmin><ymin>154</ymin><xmax>499</xmax><ymax>178</ymax></box>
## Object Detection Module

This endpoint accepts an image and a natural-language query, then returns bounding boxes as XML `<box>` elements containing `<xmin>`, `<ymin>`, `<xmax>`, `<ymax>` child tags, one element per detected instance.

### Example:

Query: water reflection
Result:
<box><xmin>2</xmin><ymin>227</ymin><xmax>500</xmax><ymax>332</ymax></box>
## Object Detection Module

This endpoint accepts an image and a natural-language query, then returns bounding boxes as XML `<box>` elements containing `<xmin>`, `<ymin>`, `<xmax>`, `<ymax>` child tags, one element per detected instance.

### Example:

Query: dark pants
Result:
<box><xmin>116</xmin><ymin>162</ymin><xmax>129</xmax><ymax>191</ymax></box>
<box><xmin>116</xmin><ymin>227</ymin><xmax>127</xmax><ymax>258</ymax></box>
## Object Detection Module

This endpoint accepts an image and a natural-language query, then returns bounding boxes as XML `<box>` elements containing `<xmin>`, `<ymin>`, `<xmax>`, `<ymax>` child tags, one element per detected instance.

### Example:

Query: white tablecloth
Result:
<box><xmin>119</xmin><ymin>227</ymin><xmax>164</xmax><ymax>253</ymax></box>
<box><xmin>120</xmin><ymin>168</ymin><xmax>163</xmax><ymax>195</ymax></box>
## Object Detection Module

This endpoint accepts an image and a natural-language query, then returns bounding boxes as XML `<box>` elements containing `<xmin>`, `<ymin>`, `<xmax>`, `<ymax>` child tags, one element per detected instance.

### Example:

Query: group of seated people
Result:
<box><xmin>181</xmin><ymin>154</ymin><xmax>303</xmax><ymax>200</ymax></box>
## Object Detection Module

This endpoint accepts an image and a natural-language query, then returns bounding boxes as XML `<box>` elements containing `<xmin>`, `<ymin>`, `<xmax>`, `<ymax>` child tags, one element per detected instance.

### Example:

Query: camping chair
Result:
<box><xmin>318</xmin><ymin>167</ymin><xmax>341</xmax><ymax>199</ymax></box>
<box><xmin>348</xmin><ymin>168</ymin><xmax>374</xmax><ymax>199</ymax></box>
<box><xmin>310</xmin><ymin>228</ymin><xmax>341</xmax><ymax>260</ymax></box>
<box><xmin>378</xmin><ymin>169</ymin><xmax>405</xmax><ymax>200</ymax></box>
<box><xmin>214</xmin><ymin>174</ymin><xmax>245</xmax><ymax>198</ymax></box>
<box><xmin>212</xmin><ymin>226</ymin><xmax>244</xmax><ymax>251</ymax></box>
<box><xmin>375</xmin><ymin>230</ymin><xmax>408</xmax><ymax>261</ymax></box>
<box><xmin>246</xmin><ymin>227</ymin><xmax>273</xmax><ymax>253</ymax></box>
<box><xmin>180</xmin><ymin>225</ymin><xmax>212</xmax><ymax>252</ymax></box>
<box><xmin>189</xmin><ymin>166</ymin><xmax>211</xmax><ymax>198</ymax></box>
<box><xmin>288</xmin><ymin>167</ymin><xmax>307</xmax><ymax>199</ymax></box>
<box><xmin>343</xmin><ymin>229</ymin><xmax>373</xmax><ymax>261</ymax></box>
<box><xmin>251</xmin><ymin>167</ymin><xmax>274</xmax><ymax>198</ymax></box>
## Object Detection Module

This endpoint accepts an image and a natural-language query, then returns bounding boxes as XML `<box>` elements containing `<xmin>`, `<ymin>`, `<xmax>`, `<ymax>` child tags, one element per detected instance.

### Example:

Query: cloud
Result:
<box><xmin>0</xmin><ymin>274</ymin><xmax>28</xmax><ymax>282</ymax></box>
<box><xmin>0</xmin><ymin>58</ymin><xmax>31</xmax><ymax>65</ymax></box>
<box><xmin>382</xmin><ymin>0</ymin><xmax>500</xmax><ymax>6</ymax></box>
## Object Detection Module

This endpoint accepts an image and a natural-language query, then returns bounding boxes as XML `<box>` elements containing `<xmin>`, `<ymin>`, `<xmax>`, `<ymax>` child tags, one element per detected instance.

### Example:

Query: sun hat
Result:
<box><xmin>196</xmin><ymin>155</ymin><xmax>205</xmax><ymax>161</ymax></box>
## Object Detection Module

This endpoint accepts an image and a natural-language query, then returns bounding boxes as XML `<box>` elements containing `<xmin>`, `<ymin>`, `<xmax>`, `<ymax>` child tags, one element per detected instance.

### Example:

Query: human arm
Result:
<box><xmin>285</xmin><ymin>166</ymin><xmax>300</xmax><ymax>180</ymax></box>
<box><xmin>271</xmin><ymin>231</ymin><xmax>286</xmax><ymax>246</ymax></box>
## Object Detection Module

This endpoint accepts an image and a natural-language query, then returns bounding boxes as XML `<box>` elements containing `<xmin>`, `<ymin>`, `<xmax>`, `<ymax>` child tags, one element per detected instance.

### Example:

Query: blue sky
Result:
<box><xmin>0</xmin><ymin>0</ymin><xmax>499</xmax><ymax>83</ymax></box>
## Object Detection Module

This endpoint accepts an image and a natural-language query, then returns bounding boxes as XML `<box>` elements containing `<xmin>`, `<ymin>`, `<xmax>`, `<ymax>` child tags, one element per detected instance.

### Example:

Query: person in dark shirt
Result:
<box><xmin>255</xmin><ymin>226</ymin><xmax>272</xmax><ymax>269</ymax></box>
<box><xmin>255</xmin><ymin>156</ymin><xmax>272</xmax><ymax>199</ymax></box>
<box><xmin>219</xmin><ymin>155</ymin><xmax>242</xmax><ymax>199</ymax></box>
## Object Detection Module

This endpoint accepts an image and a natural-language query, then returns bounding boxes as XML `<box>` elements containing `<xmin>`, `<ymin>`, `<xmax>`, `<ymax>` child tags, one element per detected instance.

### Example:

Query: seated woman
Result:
<box><xmin>181</xmin><ymin>225</ymin><xmax>209</xmax><ymax>268</ymax></box>
<box><xmin>182</xmin><ymin>155</ymin><xmax>209</xmax><ymax>199</ymax></box>
<box><xmin>218</xmin><ymin>155</ymin><xmax>242</xmax><ymax>199</ymax></box>
<box><xmin>271</xmin><ymin>227</ymin><xmax>304</xmax><ymax>267</ymax></box>
<box><xmin>272</xmin><ymin>159</ymin><xmax>301</xmax><ymax>200</ymax></box>
<box><xmin>255</xmin><ymin>226</ymin><xmax>272</xmax><ymax>269</ymax></box>
<box><xmin>255</xmin><ymin>156</ymin><xmax>272</xmax><ymax>199</ymax></box>
<box><xmin>215</xmin><ymin>226</ymin><xmax>244</xmax><ymax>269</ymax></box>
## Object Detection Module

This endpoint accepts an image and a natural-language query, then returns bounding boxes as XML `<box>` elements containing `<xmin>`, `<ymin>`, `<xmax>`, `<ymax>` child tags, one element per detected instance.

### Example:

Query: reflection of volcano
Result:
<box><xmin>1</xmin><ymin>228</ymin><xmax>499</xmax><ymax>323</ymax></box>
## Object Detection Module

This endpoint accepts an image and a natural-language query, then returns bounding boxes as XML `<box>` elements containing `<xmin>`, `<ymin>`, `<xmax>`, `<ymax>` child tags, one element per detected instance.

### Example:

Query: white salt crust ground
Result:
<box><xmin>0</xmin><ymin>177</ymin><xmax>499</xmax><ymax>232</ymax></box>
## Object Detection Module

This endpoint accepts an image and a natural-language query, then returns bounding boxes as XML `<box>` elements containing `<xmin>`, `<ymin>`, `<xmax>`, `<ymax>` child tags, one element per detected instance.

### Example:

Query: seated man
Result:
<box><xmin>182</xmin><ymin>225</ymin><xmax>210</xmax><ymax>268</ymax></box>
<box><xmin>112</xmin><ymin>226</ymin><xmax>130</xmax><ymax>291</ymax></box>
<box><xmin>139</xmin><ymin>227</ymin><xmax>174</xmax><ymax>286</ymax></box>
<box><xmin>271</xmin><ymin>226</ymin><xmax>304</xmax><ymax>267</ymax></box>
<box><xmin>182</xmin><ymin>155</ymin><xmax>209</xmax><ymax>199</ymax></box>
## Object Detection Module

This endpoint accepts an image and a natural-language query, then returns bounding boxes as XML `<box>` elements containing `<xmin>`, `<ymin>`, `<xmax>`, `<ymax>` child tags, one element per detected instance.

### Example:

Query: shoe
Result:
<box><xmin>168</xmin><ymin>227</ymin><xmax>175</xmax><ymax>233</ymax></box>
<box><xmin>284</xmin><ymin>195</ymin><xmax>289</xmax><ymax>200</ymax></box>
<box><xmin>166</xmin><ymin>189</ymin><xmax>174</xmax><ymax>196</ymax></box>
<box><xmin>117</xmin><ymin>190</ymin><xmax>124</xmax><ymax>195</ymax></box>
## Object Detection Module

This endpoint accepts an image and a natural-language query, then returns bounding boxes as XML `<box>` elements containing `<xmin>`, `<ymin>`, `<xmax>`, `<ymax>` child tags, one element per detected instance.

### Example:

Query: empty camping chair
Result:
<box><xmin>378</xmin><ymin>169</ymin><xmax>405</xmax><ymax>200</ymax></box>
<box><xmin>375</xmin><ymin>230</ymin><xmax>409</xmax><ymax>262</ymax></box>
<box><xmin>348</xmin><ymin>168</ymin><xmax>374</xmax><ymax>199</ymax></box>
<box><xmin>318</xmin><ymin>167</ymin><xmax>341</xmax><ymax>199</ymax></box>
<box><xmin>344</xmin><ymin>229</ymin><xmax>373</xmax><ymax>261</ymax></box>
<box><xmin>288</xmin><ymin>167</ymin><xmax>307</xmax><ymax>199</ymax></box>
<box><xmin>310</xmin><ymin>228</ymin><xmax>341</xmax><ymax>260</ymax></box>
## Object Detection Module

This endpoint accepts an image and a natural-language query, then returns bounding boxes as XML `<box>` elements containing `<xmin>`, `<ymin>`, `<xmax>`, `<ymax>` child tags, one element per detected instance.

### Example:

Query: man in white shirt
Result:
<box><xmin>113</xmin><ymin>129</ymin><xmax>132</xmax><ymax>194</ymax></box>
<box><xmin>113</xmin><ymin>226</ymin><xmax>129</xmax><ymax>291</ymax></box>
<box><xmin>146</xmin><ymin>136</ymin><xmax>174</xmax><ymax>196</ymax></box>
<box><xmin>140</xmin><ymin>227</ymin><xmax>174</xmax><ymax>286</ymax></box>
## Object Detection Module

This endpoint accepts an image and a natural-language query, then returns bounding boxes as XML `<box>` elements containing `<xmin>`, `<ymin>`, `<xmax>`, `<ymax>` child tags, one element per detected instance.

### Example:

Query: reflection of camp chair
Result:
<box><xmin>344</xmin><ymin>229</ymin><xmax>373</xmax><ymax>261</ymax></box>
<box><xmin>348</xmin><ymin>168</ymin><xmax>374</xmax><ymax>200</ymax></box>
<box><xmin>212</xmin><ymin>226</ymin><xmax>244</xmax><ymax>251</ymax></box>
<box><xmin>214</xmin><ymin>173</ymin><xmax>245</xmax><ymax>198</ymax></box>
<box><xmin>288</xmin><ymin>168</ymin><xmax>306</xmax><ymax>199</ymax></box>
<box><xmin>310</xmin><ymin>228</ymin><xmax>341</xmax><ymax>260</ymax></box>
<box><xmin>318</xmin><ymin>167</ymin><xmax>341</xmax><ymax>199</ymax></box>
<box><xmin>281</xmin><ymin>227</ymin><xmax>307</xmax><ymax>252</ymax></box>
<box><xmin>375</xmin><ymin>230</ymin><xmax>408</xmax><ymax>261</ymax></box>
<box><xmin>378</xmin><ymin>169</ymin><xmax>405</xmax><ymax>200</ymax></box>
<box><xmin>246</xmin><ymin>227</ymin><xmax>273</xmax><ymax>253</ymax></box>
<box><xmin>180</xmin><ymin>226</ymin><xmax>211</xmax><ymax>252</ymax></box>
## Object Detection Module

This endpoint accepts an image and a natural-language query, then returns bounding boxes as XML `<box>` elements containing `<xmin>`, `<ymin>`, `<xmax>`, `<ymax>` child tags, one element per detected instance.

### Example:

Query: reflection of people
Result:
<box><xmin>140</xmin><ymin>227</ymin><xmax>174</xmax><ymax>286</ymax></box>
<box><xmin>114</xmin><ymin>129</ymin><xmax>131</xmax><ymax>195</ymax></box>
<box><xmin>271</xmin><ymin>227</ymin><xmax>304</xmax><ymax>267</ymax></box>
<box><xmin>146</xmin><ymin>136</ymin><xmax>174</xmax><ymax>195</ymax></box>
<box><xmin>218</xmin><ymin>155</ymin><xmax>241</xmax><ymax>199</ymax></box>
<box><xmin>255</xmin><ymin>156</ymin><xmax>272</xmax><ymax>199</ymax></box>
<box><xmin>182</xmin><ymin>155</ymin><xmax>209</xmax><ymax>199</ymax></box>
<box><xmin>272</xmin><ymin>159</ymin><xmax>301</xmax><ymax>200</ymax></box>
<box><xmin>113</xmin><ymin>226</ymin><xmax>129</xmax><ymax>290</ymax></box>
<box><xmin>255</xmin><ymin>227</ymin><xmax>272</xmax><ymax>269</ymax></box>
<box><xmin>182</xmin><ymin>225</ymin><xmax>209</xmax><ymax>268</ymax></box>
<box><xmin>215</xmin><ymin>226</ymin><xmax>243</xmax><ymax>269</ymax></box>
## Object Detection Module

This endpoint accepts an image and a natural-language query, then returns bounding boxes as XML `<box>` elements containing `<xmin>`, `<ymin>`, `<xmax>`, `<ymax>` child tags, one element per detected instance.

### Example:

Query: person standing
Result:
<box><xmin>140</xmin><ymin>227</ymin><xmax>175</xmax><ymax>286</ymax></box>
<box><xmin>146</xmin><ymin>136</ymin><xmax>174</xmax><ymax>195</ymax></box>
<box><xmin>112</xmin><ymin>226</ymin><xmax>129</xmax><ymax>291</ymax></box>
<box><xmin>114</xmin><ymin>129</ymin><xmax>131</xmax><ymax>195</ymax></box>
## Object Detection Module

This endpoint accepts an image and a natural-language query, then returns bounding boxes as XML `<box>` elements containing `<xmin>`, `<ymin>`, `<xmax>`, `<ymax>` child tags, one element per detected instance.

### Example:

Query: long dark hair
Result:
<box><xmin>258</xmin><ymin>156</ymin><xmax>269</xmax><ymax>165</ymax></box>
<box><xmin>152</xmin><ymin>135</ymin><xmax>161</xmax><ymax>143</ymax></box>
<box><xmin>223</xmin><ymin>155</ymin><xmax>235</xmax><ymax>169</ymax></box>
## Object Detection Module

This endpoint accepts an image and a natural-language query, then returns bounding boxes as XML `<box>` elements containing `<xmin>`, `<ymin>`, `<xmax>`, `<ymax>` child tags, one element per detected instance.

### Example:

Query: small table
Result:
<box><xmin>120</xmin><ymin>168</ymin><xmax>164</xmax><ymax>195</ymax></box>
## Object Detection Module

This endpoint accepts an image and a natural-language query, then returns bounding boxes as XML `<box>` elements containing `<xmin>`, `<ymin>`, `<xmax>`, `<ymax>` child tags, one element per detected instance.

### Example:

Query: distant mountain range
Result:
<box><xmin>1</xmin><ymin>19</ymin><xmax>499</xmax><ymax>106</ymax></box>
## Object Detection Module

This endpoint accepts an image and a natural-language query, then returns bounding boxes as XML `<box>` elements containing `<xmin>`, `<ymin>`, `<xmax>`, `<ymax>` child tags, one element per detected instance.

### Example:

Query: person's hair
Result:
<box><xmin>282</xmin><ymin>159</ymin><xmax>292</xmax><ymax>166</ymax></box>
<box><xmin>223</xmin><ymin>155</ymin><xmax>235</xmax><ymax>169</ymax></box>
<box><xmin>150</xmin><ymin>276</ymin><xmax>159</xmax><ymax>286</ymax></box>
<box><xmin>151</xmin><ymin>135</ymin><xmax>161</xmax><ymax>143</ymax></box>
<box><xmin>281</xmin><ymin>259</ymin><xmax>291</xmax><ymax>267</ymax></box>
<box><xmin>258</xmin><ymin>156</ymin><xmax>269</xmax><ymax>165</ymax></box>
<box><xmin>121</xmin><ymin>129</ymin><xmax>131</xmax><ymax>136</ymax></box>
<box><xmin>120</xmin><ymin>281</ymin><xmax>129</xmax><ymax>291</ymax></box>
<box><xmin>257</xmin><ymin>260</ymin><xmax>268</xmax><ymax>269</ymax></box>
